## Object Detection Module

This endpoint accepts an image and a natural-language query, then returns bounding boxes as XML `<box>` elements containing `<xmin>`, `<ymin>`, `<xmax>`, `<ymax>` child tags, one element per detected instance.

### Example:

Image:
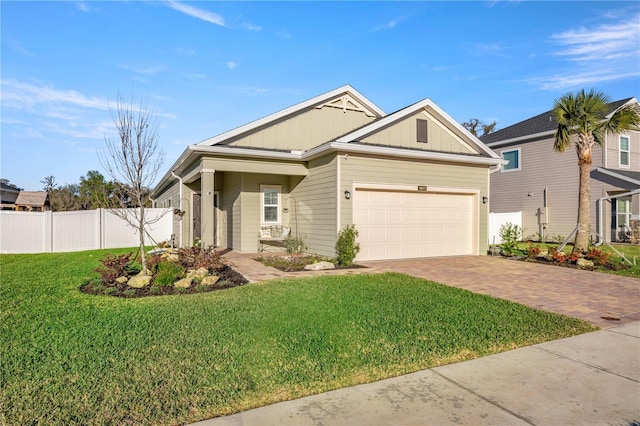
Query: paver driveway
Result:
<box><xmin>224</xmin><ymin>252</ymin><xmax>639</xmax><ymax>329</ymax></box>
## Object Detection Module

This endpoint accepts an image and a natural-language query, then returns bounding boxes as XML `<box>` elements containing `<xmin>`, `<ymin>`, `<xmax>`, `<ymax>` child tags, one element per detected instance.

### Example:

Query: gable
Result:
<box><xmin>356</xmin><ymin>109</ymin><xmax>479</xmax><ymax>155</ymax></box>
<box><xmin>224</xmin><ymin>98</ymin><xmax>377</xmax><ymax>151</ymax></box>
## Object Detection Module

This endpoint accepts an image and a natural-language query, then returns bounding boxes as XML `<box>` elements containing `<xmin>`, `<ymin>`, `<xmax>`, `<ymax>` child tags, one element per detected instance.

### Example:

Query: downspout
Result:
<box><xmin>171</xmin><ymin>170</ymin><xmax>183</xmax><ymax>247</ymax></box>
<box><xmin>597</xmin><ymin>189</ymin><xmax>640</xmax><ymax>244</ymax></box>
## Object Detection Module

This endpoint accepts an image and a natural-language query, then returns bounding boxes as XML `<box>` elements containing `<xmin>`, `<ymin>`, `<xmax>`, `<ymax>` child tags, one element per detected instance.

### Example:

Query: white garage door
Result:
<box><xmin>353</xmin><ymin>189</ymin><xmax>476</xmax><ymax>261</ymax></box>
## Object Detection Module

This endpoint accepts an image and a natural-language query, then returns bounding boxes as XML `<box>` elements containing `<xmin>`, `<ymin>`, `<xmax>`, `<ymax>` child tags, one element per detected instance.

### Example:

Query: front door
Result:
<box><xmin>193</xmin><ymin>193</ymin><xmax>201</xmax><ymax>242</ymax></box>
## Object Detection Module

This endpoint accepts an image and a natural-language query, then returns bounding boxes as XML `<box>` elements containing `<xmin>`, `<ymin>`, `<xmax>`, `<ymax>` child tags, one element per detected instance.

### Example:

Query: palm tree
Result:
<box><xmin>553</xmin><ymin>89</ymin><xmax>640</xmax><ymax>253</ymax></box>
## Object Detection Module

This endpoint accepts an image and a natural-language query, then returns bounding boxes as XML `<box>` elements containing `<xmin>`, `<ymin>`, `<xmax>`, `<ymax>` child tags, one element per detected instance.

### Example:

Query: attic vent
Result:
<box><xmin>417</xmin><ymin>119</ymin><xmax>428</xmax><ymax>143</ymax></box>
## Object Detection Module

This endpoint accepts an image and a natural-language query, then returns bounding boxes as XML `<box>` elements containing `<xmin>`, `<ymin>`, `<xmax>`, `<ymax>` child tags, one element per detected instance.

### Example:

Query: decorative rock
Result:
<box><xmin>304</xmin><ymin>261</ymin><xmax>336</xmax><ymax>271</ymax></box>
<box><xmin>536</xmin><ymin>251</ymin><xmax>549</xmax><ymax>258</ymax></box>
<box><xmin>174</xmin><ymin>278</ymin><xmax>192</xmax><ymax>288</ymax></box>
<box><xmin>128</xmin><ymin>275</ymin><xmax>151</xmax><ymax>288</ymax></box>
<box><xmin>576</xmin><ymin>258</ymin><xmax>595</xmax><ymax>267</ymax></box>
<box><xmin>115</xmin><ymin>276</ymin><xmax>128</xmax><ymax>284</ymax></box>
<box><xmin>167</xmin><ymin>253</ymin><xmax>179</xmax><ymax>263</ymax></box>
<box><xmin>187</xmin><ymin>267</ymin><xmax>209</xmax><ymax>281</ymax></box>
<box><xmin>201</xmin><ymin>275</ymin><xmax>220</xmax><ymax>286</ymax></box>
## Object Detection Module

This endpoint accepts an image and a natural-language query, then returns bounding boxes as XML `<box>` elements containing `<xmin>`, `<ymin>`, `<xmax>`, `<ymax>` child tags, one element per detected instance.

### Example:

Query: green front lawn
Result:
<box><xmin>1</xmin><ymin>249</ymin><xmax>595</xmax><ymax>425</ymax></box>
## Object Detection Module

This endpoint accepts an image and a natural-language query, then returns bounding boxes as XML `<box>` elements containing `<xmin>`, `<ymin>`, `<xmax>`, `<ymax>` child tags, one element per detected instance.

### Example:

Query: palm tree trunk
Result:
<box><xmin>574</xmin><ymin>154</ymin><xmax>591</xmax><ymax>253</ymax></box>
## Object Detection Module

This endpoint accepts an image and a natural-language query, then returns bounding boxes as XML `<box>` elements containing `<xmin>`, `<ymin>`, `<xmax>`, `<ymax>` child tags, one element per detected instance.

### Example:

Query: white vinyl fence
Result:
<box><xmin>488</xmin><ymin>211</ymin><xmax>522</xmax><ymax>245</ymax></box>
<box><xmin>0</xmin><ymin>208</ymin><xmax>172</xmax><ymax>254</ymax></box>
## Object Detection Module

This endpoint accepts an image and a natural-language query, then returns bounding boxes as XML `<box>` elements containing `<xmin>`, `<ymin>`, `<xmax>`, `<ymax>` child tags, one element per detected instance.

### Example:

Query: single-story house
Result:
<box><xmin>0</xmin><ymin>182</ymin><xmax>22</xmax><ymax>210</ymax></box>
<box><xmin>481</xmin><ymin>97</ymin><xmax>640</xmax><ymax>244</ymax></box>
<box><xmin>152</xmin><ymin>85</ymin><xmax>503</xmax><ymax>261</ymax></box>
<box><xmin>14</xmin><ymin>191</ymin><xmax>50</xmax><ymax>212</ymax></box>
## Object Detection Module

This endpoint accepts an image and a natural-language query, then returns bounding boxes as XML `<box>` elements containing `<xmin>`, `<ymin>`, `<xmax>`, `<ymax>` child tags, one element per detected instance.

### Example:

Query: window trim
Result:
<box><xmin>260</xmin><ymin>185</ymin><xmax>281</xmax><ymax>225</ymax></box>
<box><xmin>619</xmin><ymin>135</ymin><xmax>630</xmax><ymax>168</ymax></box>
<box><xmin>500</xmin><ymin>148</ymin><xmax>521</xmax><ymax>172</ymax></box>
<box><xmin>616</xmin><ymin>196</ymin><xmax>632</xmax><ymax>229</ymax></box>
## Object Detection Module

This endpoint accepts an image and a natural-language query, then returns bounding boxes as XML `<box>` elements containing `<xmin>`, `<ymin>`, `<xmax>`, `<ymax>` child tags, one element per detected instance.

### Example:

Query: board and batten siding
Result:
<box><xmin>360</xmin><ymin>111</ymin><xmax>478</xmax><ymax>155</ymax></box>
<box><xmin>490</xmin><ymin>137</ymin><xmax>635</xmax><ymax>242</ymax></box>
<box><xmin>339</xmin><ymin>154</ymin><xmax>490</xmax><ymax>254</ymax></box>
<box><xmin>226</xmin><ymin>106</ymin><xmax>375</xmax><ymax>151</ymax></box>
<box><xmin>290</xmin><ymin>154</ymin><xmax>338</xmax><ymax>257</ymax></box>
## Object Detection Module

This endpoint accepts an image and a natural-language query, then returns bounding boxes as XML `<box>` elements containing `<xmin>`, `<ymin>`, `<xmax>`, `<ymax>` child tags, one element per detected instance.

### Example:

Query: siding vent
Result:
<box><xmin>417</xmin><ymin>119</ymin><xmax>428</xmax><ymax>143</ymax></box>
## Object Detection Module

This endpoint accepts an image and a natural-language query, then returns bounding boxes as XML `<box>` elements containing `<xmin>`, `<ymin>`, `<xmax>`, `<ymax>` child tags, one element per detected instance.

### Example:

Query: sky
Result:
<box><xmin>2</xmin><ymin>1</ymin><xmax>639</xmax><ymax>191</ymax></box>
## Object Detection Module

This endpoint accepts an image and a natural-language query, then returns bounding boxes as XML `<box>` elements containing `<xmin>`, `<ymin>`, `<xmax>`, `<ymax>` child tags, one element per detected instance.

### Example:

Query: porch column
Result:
<box><xmin>200</xmin><ymin>169</ymin><xmax>216</xmax><ymax>247</ymax></box>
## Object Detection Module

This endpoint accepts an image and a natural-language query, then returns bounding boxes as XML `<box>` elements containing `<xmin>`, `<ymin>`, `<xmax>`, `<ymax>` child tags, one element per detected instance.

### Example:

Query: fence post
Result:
<box><xmin>44</xmin><ymin>211</ymin><xmax>53</xmax><ymax>253</ymax></box>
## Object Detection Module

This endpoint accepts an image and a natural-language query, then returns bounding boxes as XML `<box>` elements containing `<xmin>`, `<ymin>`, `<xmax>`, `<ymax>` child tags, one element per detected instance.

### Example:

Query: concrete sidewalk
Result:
<box><xmin>193</xmin><ymin>322</ymin><xmax>640</xmax><ymax>426</ymax></box>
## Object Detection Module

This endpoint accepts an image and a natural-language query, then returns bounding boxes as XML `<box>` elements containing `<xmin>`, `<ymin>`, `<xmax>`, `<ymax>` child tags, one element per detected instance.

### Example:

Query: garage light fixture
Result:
<box><xmin>344</xmin><ymin>190</ymin><xmax>351</xmax><ymax>200</ymax></box>
<box><xmin>482</xmin><ymin>196</ymin><xmax>488</xmax><ymax>204</ymax></box>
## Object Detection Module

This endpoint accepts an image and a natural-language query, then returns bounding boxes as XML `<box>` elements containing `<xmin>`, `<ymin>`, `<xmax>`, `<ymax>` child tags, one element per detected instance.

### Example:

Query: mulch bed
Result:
<box><xmin>514</xmin><ymin>256</ymin><xmax>629</xmax><ymax>272</ymax></box>
<box><xmin>80</xmin><ymin>265</ymin><xmax>248</xmax><ymax>298</ymax></box>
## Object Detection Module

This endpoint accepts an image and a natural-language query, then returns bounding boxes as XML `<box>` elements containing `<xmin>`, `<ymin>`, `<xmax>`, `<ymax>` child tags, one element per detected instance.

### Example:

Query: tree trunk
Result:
<box><xmin>139</xmin><ymin>205</ymin><xmax>147</xmax><ymax>272</ymax></box>
<box><xmin>574</xmin><ymin>150</ymin><xmax>592</xmax><ymax>253</ymax></box>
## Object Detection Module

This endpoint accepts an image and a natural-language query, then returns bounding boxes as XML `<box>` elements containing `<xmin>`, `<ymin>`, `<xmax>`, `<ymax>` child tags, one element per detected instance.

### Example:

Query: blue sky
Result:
<box><xmin>2</xmin><ymin>1</ymin><xmax>639</xmax><ymax>191</ymax></box>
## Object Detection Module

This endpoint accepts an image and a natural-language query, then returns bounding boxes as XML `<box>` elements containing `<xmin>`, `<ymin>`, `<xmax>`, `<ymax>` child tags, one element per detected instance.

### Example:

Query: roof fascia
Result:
<box><xmin>606</xmin><ymin>97</ymin><xmax>639</xmax><ymax>119</ymax></box>
<box><xmin>304</xmin><ymin>142</ymin><xmax>505</xmax><ymax>166</ymax></box>
<box><xmin>197</xmin><ymin>85</ymin><xmax>385</xmax><ymax>147</ymax></box>
<box><xmin>485</xmin><ymin>129</ymin><xmax>555</xmax><ymax>148</ymax></box>
<box><xmin>595</xmin><ymin>167</ymin><xmax>640</xmax><ymax>186</ymax></box>
<box><xmin>336</xmin><ymin>98</ymin><xmax>500</xmax><ymax>159</ymax></box>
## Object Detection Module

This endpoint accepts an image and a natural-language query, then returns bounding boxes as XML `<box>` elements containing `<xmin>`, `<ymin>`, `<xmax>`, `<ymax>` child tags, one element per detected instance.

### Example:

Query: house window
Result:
<box><xmin>261</xmin><ymin>185</ymin><xmax>281</xmax><ymax>224</ymax></box>
<box><xmin>617</xmin><ymin>197</ymin><xmax>631</xmax><ymax>230</ymax></box>
<box><xmin>501</xmin><ymin>148</ymin><xmax>520</xmax><ymax>172</ymax></box>
<box><xmin>620</xmin><ymin>136</ymin><xmax>630</xmax><ymax>167</ymax></box>
<box><xmin>417</xmin><ymin>119</ymin><xmax>428</xmax><ymax>143</ymax></box>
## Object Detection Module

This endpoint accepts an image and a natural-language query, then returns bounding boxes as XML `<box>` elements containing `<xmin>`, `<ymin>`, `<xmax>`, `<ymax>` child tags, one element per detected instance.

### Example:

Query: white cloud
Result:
<box><xmin>227</xmin><ymin>61</ymin><xmax>237</xmax><ymax>70</ymax></box>
<box><xmin>242</xmin><ymin>22</ymin><xmax>262</xmax><ymax>31</ymax></box>
<box><xmin>374</xmin><ymin>19</ymin><xmax>400</xmax><ymax>31</ymax></box>
<box><xmin>118</xmin><ymin>64</ymin><xmax>166</xmax><ymax>75</ymax></box>
<box><xmin>165</xmin><ymin>1</ymin><xmax>225</xmax><ymax>27</ymax></box>
<box><xmin>1</xmin><ymin>79</ymin><xmax>109</xmax><ymax>110</ymax></box>
<box><xmin>552</xmin><ymin>20</ymin><xmax>640</xmax><ymax>62</ymax></box>
<box><xmin>76</xmin><ymin>2</ymin><xmax>90</xmax><ymax>12</ymax></box>
<box><xmin>522</xmin><ymin>69</ymin><xmax>640</xmax><ymax>91</ymax></box>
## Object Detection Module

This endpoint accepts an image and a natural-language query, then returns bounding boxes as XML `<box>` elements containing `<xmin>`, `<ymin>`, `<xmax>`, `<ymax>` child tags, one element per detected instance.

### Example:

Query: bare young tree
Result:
<box><xmin>100</xmin><ymin>93</ymin><xmax>165</xmax><ymax>272</ymax></box>
<box><xmin>40</xmin><ymin>175</ymin><xmax>58</xmax><ymax>193</ymax></box>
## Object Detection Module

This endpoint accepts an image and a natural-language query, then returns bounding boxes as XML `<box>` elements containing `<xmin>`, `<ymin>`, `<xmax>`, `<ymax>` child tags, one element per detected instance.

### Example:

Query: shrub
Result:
<box><xmin>585</xmin><ymin>247</ymin><xmax>611</xmax><ymax>266</ymax></box>
<box><xmin>123</xmin><ymin>289</ymin><xmax>137</xmax><ymax>297</ymax></box>
<box><xmin>95</xmin><ymin>252</ymin><xmax>133</xmax><ymax>285</ymax></box>
<box><xmin>336</xmin><ymin>225</ymin><xmax>360</xmax><ymax>266</ymax></box>
<box><xmin>549</xmin><ymin>247</ymin><xmax>568</xmax><ymax>263</ymax></box>
<box><xmin>526</xmin><ymin>243</ymin><xmax>541</xmax><ymax>259</ymax></box>
<box><xmin>499</xmin><ymin>223</ymin><xmax>522</xmax><ymax>256</ymax></box>
<box><xmin>178</xmin><ymin>246</ymin><xmax>222</xmax><ymax>271</ymax></box>
<box><xmin>154</xmin><ymin>261</ymin><xmax>184</xmax><ymax>287</ymax></box>
<box><xmin>285</xmin><ymin>235</ymin><xmax>307</xmax><ymax>256</ymax></box>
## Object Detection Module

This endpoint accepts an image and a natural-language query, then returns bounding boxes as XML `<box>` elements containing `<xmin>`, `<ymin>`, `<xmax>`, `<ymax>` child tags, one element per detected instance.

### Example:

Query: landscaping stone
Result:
<box><xmin>187</xmin><ymin>267</ymin><xmax>209</xmax><ymax>281</ymax></box>
<box><xmin>115</xmin><ymin>276</ymin><xmax>128</xmax><ymax>284</ymax></box>
<box><xmin>201</xmin><ymin>275</ymin><xmax>220</xmax><ymax>286</ymax></box>
<box><xmin>128</xmin><ymin>275</ymin><xmax>151</xmax><ymax>288</ymax></box>
<box><xmin>304</xmin><ymin>261</ymin><xmax>336</xmax><ymax>271</ymax></box>
<box><xmin>577</xmin><ymin>258</ymin><xmax>595</xmax><ymax>267</ymax></box>
<box><xmin>174</xmin><ymin>278</ymin><xmax>192</xmax><ymax>288</ymax></box>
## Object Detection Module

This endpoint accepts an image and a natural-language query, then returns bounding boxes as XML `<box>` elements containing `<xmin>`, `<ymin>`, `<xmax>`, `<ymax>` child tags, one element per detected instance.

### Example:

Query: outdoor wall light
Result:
<box><xmin>482</xmin><ymin>196</ymin><xmax>488</xmax><ymax>204</ymax></box>
<box><xmin>344</xmin><ymin>190</ymin><xmax>351</xmax><ymax>200</ymax></box>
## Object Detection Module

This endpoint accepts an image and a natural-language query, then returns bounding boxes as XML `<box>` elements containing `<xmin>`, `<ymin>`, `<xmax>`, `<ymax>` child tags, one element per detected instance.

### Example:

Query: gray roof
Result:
<box><xmin>0</xmin><ymin>182</ymin><xmax>21</xmax><ymax>192</ymax></box>
<box><xmin>481</xmin><ymin>98</ymin><xmax>634</xmax><ymax>145</ymax></box>
<box><xmin>600</xmin><ymin>168</ymin><xmax>640</xmax><ymax>185</ymax></box>
<box><xmin>15</xmin><ymin>191</ymin><xmax>49</xmax><ymax>207</ymax></box>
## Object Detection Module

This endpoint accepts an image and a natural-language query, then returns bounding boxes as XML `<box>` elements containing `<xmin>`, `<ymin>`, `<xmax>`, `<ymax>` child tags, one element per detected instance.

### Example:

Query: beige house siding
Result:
<box><xmin>604</xmin><ymin>130</ymin><xmax>640</xmax><ymax>170</ymax></box>
<box><xmin>339</xmin><ymin>154</ymin><xmax>490</xmax><ymax>254</ymax></box>
<box><xmin>225</xmin><ymin>106</ymin><xmax>375</xmax><ymax>151</ymax></box>
<box><xmin>360</xmin><ymin>111</ymin><xmax>478</xmax><ymax>155</ymax></box>
<box><xmin>154</xmin><ymin>181</ymin><xmax>180</xmax><ymax>242</ymax></box>
<box><xmin>289</xmin><ymin>154</ymin><xmax>338</xmax><ymax>257</ymax></box>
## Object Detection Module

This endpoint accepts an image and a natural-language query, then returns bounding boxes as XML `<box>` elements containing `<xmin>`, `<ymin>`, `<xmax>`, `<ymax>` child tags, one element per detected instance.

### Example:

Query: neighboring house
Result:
<box><xmin>14</xmin><ymin>191</ymin><xmax>50</xmax><ymax>212</ymax></box>
<box><xmin>0</xmin><ymin>182</ymin><xmax>22</xmax><ymax>210</ymax></box>
<box><xmin>482</xmin><ymin>97</ymin><xmax>640</xmax><ymax>244</ymax></box>
<box><xmin>152</xmin><ymin>85</ymin><xmax>503</xmax><ymax>261</ymax></box>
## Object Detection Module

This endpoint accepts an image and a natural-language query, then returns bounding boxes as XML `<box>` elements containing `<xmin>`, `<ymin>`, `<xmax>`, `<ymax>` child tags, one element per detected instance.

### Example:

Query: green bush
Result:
<box><xmin>285</xmin><ymin>235</ymin><xmax>307</xmax><ymax>255</ymax></box>
<box><xmin>499</xmin><ymin>223</ymin><xmax>522</xmax><ymax>256</ymax></box>
<box><xmin>154</xmin><ymin>261</ymin><xmax>184</xmax><ymax>287</ymax></box>
<box><xmin>336</xmin><ymin>225</ymin><xmax>360</xmax><ymax>266</ymax></box>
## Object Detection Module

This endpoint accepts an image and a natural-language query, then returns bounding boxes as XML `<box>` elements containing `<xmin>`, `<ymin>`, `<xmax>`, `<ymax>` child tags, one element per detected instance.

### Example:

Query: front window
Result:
<box><xmin>617</xmin><ymin>197</ymin><xmax>631</xmax><ymax>229</ymax></box>
<box><xmin>501</xmin><ymin>148</ymin><xmax>520</xmax><ymax>172</ymax></box>
<box><xmin>620</xmin><ymin>136</ymin><xmax>630</xmax><ymax>167</ymax></box>
<box><xmin>261</xmin><ymin>185</ymin><xmax>281</xmax><ymax>224</ymax></box>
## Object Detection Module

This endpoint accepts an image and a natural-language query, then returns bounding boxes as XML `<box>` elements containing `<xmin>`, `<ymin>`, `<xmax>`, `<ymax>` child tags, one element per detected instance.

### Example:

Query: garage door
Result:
<box><xmin>353</xmin><ymin>189</ymin><xmax>476</xmax><ymax>261</ymax></box>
